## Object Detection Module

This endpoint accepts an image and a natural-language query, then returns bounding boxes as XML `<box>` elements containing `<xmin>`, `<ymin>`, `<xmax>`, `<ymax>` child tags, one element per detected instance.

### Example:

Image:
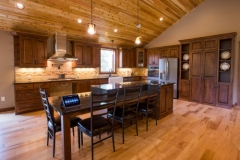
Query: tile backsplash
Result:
<box><xmin>15</xmin><ymin>61</ymin><xmax>147</xmax><ymax>81</ymax></box>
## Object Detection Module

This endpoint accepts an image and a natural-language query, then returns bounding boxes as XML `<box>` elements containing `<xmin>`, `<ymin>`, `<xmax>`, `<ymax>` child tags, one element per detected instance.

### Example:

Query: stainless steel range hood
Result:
<box><xmin>48</xmin><ymin>33</ymin><xmax>78</xmax><ymax>61</ymax></box>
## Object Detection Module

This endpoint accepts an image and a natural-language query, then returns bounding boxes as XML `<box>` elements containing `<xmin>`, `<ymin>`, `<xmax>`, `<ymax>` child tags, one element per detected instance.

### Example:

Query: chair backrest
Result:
<box><xmin>147</xmin><ymin>84</ymin><xmax>160</xmax><ymax>108</ymax></box>
<box><xmin>90</xmin><ymin>89</ymin><xmax>119</xmax><ymax>119</ymax></box>
<box><xmin>39</xmin><ymin>88</ymin><xmax>55</xmax><ymax>131</ymax></box>
<box><xmin>123</xmin><ymin>85</ymin><xmax>142</xmax><ymax>112</ymax></box>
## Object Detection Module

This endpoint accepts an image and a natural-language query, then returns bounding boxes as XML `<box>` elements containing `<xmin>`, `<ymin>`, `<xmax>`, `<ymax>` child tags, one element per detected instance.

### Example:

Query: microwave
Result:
<box><xmin>147</xmin><ymin>66</ymin><xmax>159</xmax><ymax>80</ymax></box>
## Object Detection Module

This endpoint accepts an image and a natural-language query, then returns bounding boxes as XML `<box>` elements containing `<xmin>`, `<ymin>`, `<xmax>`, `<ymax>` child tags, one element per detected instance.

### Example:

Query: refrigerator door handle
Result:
<box><xmin>166</xmin><ymin>60</ymin><xmax>169</xmax><ymax>81</ymax></box>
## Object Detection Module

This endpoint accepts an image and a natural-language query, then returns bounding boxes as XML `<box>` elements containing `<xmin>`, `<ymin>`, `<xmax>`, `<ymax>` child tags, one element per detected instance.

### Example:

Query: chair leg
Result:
<box><xmin>47</xmin><ymin>131</ymin><xmax>49</xmax><ymax>146</ymax></box>
<box><xmin>146</xmin><ymin>113</ymin><xmax>148</xmax><ymax>131</ymax></box>
<box><xmin>111</xmin><ymin>129</ymin><xmax>115</xmax><ymax>152</ymax></box>
<box><xmin>136</xmin><ymin>117</ymin><xmax>138</xmax><ymax>136</ymax></box>
<box><xmin>91</xmin><ymin>135</ymin><xmax>94</xmax><ymax>160</ymax></box>
<box><xmin>72</xmin><ymin>127</ymin><xmax>74</xmax><ymax>136</ymax></box>
<box><xmin>78</xmin><ymin>128</ymin><xmax>80</xmax><ymax>149</ymax></box>
<box><xmin>155</xmin><ymin>109</ymin><xmax>158</xmax><ymax>126</ymax></box>
<box><xmin>122</xmin><ymin>122</ymin><xmax>124</xmax><ymax>144</ymax></box>
<box><xmin>81</xmin><ymin>131</ymin><xmax>83</xmax><ymax>145</ymax></box>
<box><xmin>53</xmin><ymin>133</ymin><xmax>56</xmax><ymax>157</ymax></box>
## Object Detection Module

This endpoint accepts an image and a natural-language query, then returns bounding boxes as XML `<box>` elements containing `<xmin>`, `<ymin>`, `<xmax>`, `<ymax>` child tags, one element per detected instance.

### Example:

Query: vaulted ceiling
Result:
<box><xmin>0</xmin><ymin>0</ymin><xmax>204</xmax><ymax>47</ymax></box>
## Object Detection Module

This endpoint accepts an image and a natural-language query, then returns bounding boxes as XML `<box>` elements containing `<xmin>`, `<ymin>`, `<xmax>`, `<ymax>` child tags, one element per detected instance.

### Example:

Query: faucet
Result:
<box><xmin>109</xmin><ymin>69</ymin><xmax>112</xmax><ymax>77</ymax></box>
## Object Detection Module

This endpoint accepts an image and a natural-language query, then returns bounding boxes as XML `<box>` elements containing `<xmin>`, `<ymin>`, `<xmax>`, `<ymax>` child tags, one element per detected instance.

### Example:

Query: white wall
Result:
<box><xmin>146</xmin><ymin>0</ymin><xmax>240</xmax><ymax>105</ymax></box>
<box><xmin>0</xmin><ymin>31</ymin><xmax>15</xmax><ymax>109</ymax></box>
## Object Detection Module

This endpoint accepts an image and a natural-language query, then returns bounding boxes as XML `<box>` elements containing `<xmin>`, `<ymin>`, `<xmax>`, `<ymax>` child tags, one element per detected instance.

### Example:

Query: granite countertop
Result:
<box><xmin>14</xmin><ymin>75</ymin><xmax>146</xmax><ymax>84</ymax></box>
<box><xmin>91</xmin><ymin>80</ymin><xmax>174</xmax><ymax>90</ymax></box>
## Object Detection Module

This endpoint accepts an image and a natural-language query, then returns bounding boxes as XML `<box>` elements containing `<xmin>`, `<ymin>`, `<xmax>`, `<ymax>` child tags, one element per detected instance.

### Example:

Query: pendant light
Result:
<box><xmin>88</xmin><ymin>0</ymin><xmax>96</xmax><ymax>34</ymax></box>
<box><xmin>135</xmin><ymin>0</ymin><xmax>141</xmax><ymax>44</ymax></box>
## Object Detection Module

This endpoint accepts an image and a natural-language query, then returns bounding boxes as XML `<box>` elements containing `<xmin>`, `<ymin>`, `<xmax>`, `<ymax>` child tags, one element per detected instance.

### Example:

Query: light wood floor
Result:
<box><xmin>1</xmin><ymin>99</ymin><xmax>240</xmax><ymax>160</ymax></box>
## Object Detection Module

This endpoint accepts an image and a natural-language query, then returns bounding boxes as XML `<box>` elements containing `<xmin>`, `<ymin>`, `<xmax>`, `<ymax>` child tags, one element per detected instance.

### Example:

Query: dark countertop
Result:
<box><xmin>14</xmin><ymin>75</ymin><xmax>146</xmax><ymax>84</ymax></box>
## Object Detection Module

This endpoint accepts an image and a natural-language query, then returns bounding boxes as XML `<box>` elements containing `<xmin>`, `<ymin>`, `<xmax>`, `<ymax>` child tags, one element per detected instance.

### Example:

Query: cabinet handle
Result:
<box><xmin>61</xmin><ymin>83</ymin><xmax>68</xmax><ymax>86</ymax></box>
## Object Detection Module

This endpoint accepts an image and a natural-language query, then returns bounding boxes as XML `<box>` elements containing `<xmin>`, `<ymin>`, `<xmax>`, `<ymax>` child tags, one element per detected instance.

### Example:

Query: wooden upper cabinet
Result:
<box><xmin>119</xmin><ymin>49</ymin><xmax>136</xmax><ymax>68</ymax></box>
<box><xmin>147</xmin><ymin>45</ymin><xmax>179</xmax><ymax>66</ymax></box>
<box><xmin>72</xmin><ymin>42</ymin><xmax>101</xmax><ymax>68</ymax></box>
<box><xmin>13</xmin><ymin>33</ymin><xmax>48</xmax><ymax>67</ymax></box>
<box><xmin>147</xmin><ymin>49</ymin><xmax>159</xmax><ymax>66</ymax></box>
<box><xmin>92</xmin><ymin>45</ymin><xmax>101</xmax><ymax>67</ymax></box>
<box><xmin>136</xmin><ymin>48</ymin><xmax>146</xmax><ymax>67</ymax></box>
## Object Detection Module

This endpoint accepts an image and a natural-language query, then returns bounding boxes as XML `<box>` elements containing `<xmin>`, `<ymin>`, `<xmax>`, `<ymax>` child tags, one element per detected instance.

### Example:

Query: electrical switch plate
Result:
<box><xmin>1</xmin><ymin>97</ymin><xmax>5</xmax><ymax>101</ymax></box>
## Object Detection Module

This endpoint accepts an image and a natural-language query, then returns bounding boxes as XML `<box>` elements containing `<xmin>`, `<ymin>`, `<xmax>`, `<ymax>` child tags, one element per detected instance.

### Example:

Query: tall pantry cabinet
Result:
<box><xmin>179</xmin><ymin>32</ymin><xmax>236</xmax><ymax>108</ymax></box>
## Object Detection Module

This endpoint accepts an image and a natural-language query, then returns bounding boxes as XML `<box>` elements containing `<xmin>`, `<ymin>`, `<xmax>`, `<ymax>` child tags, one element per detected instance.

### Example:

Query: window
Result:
<box><xmin>100</xmin><ymin>48</ymin><xmax>116</xmax><ymax>73</ymax></box>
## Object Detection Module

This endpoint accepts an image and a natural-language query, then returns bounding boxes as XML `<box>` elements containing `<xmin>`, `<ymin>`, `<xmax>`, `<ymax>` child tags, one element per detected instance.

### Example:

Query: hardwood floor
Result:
<box><xmin>1</xmin><ymin>99</ymin><xmax>240</xmax><ymax>160</ymax></box>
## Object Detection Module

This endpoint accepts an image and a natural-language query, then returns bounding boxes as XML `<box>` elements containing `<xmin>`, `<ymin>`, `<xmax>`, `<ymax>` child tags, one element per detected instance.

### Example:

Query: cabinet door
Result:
<box><xmin>35</xmin><ymin>38</ymin><xmax>47</xmax><ymax>67</ymax></box>
<box><xmin>159</xmin><ymin>49</ymin><xmax>168</xmax><ymax>58</ymax></box>
<box><xmin>92</xmin><ymin>45</ymin><xmax>100</xmax><ymax>67</ymax></box>
<box><xmin>166</xmin><ymin>85</ymin><xmax>173</xmax><ymax>111</ymax></box>
<box><xmin>190</xmin><ymin>77</ymin><xmax>202</xmax><ymax>102</ymax></box>
<box><xmin>169</xmin><ymin>47</ymin><xmax>179</xmax><ymax>58</ymax></box>
<box><xmin>84</xmin><ymin>45</ymin><xmax>93</xmax><ymax>65</ymax></box>
<box><xmin>73</xmin><ymin>42</ymin><xmax>84</xmax><ymax>66</ymax></box>
<box><xmin>120</xmin><ymin>49</ymin><xmax>129</xmax><ymax>67</ymax></box>
<box><xmin>72</xmin><ymin>80</ymin><xmax>90</xmax><ymax>93</ymax></box>
<box><xmin>147</xmin><ymin>50</ymin><xmax>155</xmax><ymax>65</ymax></box>
<box><xmin>179</xmin><ymin>80</ymin><xmax>190</xmax><ymax>99</ymax></box>
<box><xmin>216</xmin><ymin>83</ymin><xmax>232</xmax><ymax>107</ymax></box>
<box><xmin>130</xmin><ymin>50</ymin><xmax>136</xmax><ymax>68</ymax></box>
<box><xmin>89</xmin><ymin>79</ymin><xmax>99</xmax><ymax>91</ymax></box>
<box><xmin>20</xmin><ymin>36</ymin><xmax>35</xmax><ymax>67</ymax></box>
<box><xmin>154</xmin><ymin>50</ymin><xmax>159</xmax><ymax>65</ymax></box>
<box><xmin>202</xmin><ymin>50</ymin><xmax>217</xmax><ymax>105</ymax></box>
<box><xmin>159</xmin><ymin>86</ymin><xmax>167</xmax><ymax>116</ymax></box>
<box><xmin>136</xmin><ymin>48</ymin><xmax>145</xmax><ymax>67</ymax></box>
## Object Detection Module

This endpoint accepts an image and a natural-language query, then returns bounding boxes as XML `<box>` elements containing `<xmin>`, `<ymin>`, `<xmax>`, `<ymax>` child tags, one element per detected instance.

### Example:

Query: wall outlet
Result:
<box><xmin>1</xmin><ymin>97</ymin><xmax>5</xmax><ymax>101</ymax></box>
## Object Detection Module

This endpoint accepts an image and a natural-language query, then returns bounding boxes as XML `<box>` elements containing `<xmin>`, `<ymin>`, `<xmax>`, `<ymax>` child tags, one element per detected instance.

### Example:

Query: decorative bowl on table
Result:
<box><xmin>220</xmin><ymin>62</ymin><xmax>230</xmax><ymax>71</ymax></box>
<box><xmin>221</xmin><ymin>51</ymin><xmax>231</xmax><ymax>60</ymax></box>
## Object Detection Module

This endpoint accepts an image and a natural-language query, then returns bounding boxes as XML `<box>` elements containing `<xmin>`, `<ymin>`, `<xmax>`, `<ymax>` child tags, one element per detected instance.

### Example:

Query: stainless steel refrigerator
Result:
<box><xmin>159</xmin><ymin>58</ymin><xmax>178</xmax><ymax>98</ymax></box>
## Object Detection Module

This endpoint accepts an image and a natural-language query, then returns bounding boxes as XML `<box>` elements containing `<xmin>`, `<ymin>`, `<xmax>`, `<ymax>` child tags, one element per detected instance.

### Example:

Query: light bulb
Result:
<box><xmin>135</xmin><ymin>36</ymin><xmax>141</xmax><ymax>44</ymax></box>
<box><xmin>15</xmin><ymin>3</ymin><xmax>24</xmax><ymax>9</ymax></box>
<box><xmin>88</xmin><ymin>23</ymin><xmax>96</xmax><ymax>34</ymax></box>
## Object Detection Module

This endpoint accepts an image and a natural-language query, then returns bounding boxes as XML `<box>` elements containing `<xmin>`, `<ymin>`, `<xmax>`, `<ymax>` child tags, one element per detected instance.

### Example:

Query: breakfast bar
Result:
<box><xmin>48</xmin><ymin>81</ymin><xmax>174</xmax><ymax>160</ymax></box>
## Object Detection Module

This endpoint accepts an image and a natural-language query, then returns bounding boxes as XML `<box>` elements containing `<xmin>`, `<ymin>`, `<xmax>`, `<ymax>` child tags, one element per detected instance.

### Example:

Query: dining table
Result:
<box><xmin>47</xmin><ymin>81</ymin><xmax>164</xmax><ymax>160</ymax></box>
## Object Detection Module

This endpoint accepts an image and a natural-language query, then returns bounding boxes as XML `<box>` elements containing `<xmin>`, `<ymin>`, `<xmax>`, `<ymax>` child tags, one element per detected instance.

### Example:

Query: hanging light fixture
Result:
<box><xmin>135</xmin><ymin>0</ymin><xmax>141</xmax><ymax>44</ymax></box>
<box><xmin>88</xmin><ymin>0</ymin><xmax>96</xmax><ymax>34</ymax></box>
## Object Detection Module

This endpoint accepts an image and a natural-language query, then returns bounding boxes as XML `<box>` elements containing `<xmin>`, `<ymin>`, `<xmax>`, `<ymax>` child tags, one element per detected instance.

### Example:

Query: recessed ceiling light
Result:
<box><xmin>77</xmin><ymin>19</ymin><xmax>82</xmax><ymax>23</ymax></box>
<box><xmin>160</xmin><ymin>17</ymin><xmax>163</xmax><ymax>21</ymax></box>
<box><xmin>114</xmin><ymin>29</ymin><xmax>118</xmax><ymax>32</ymax></box>
<box><xmin>15</xmin><ymin>3</ymin><xmax>24</xmax><ymax>9</ymax></box>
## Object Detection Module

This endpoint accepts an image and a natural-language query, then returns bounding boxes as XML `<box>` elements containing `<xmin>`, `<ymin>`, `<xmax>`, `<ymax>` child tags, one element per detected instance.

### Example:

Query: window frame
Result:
<box><xmin>100</xmin><ymin>47</ymin><xmax>117</xmax><ymax>74</ymax></box>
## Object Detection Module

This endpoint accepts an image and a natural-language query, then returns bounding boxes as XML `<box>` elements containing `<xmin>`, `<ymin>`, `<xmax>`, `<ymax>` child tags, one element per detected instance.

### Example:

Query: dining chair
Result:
<box><xmin>77</xmin><ymin>89</ymin><xmax>119</xmax><ymax>160</ymax></box>
<box><xmin>108</xmin><ymin>85</ymin><xmax>142</xmax><ymax>144</ymax></box>
<box><xmin>138</xmin><ymin>84</ymin><xmax>160</xmax><ymax>131</ymax></box>
<box><xmin>39</xmin><ymin>88</ymin><xmax>82</xmax><ymax>157</ymax></box>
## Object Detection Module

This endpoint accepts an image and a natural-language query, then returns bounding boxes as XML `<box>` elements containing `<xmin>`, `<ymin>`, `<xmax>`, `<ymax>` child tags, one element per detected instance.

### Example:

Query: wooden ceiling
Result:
<box><xmin>0</xmin><ymin>0</ymin><xmax>204</xmax><ymax>47</ymax></box>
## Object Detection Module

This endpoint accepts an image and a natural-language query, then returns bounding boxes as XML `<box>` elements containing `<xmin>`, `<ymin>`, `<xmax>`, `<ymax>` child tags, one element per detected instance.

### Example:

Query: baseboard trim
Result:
<box><xmin>0</xmin><ymin>107</ymin><xmax>15</xmax><ymax>112</ymax></box>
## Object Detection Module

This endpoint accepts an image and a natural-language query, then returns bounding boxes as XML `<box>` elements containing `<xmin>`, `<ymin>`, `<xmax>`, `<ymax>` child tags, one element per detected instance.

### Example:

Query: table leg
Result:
<box><xmin>61</xmin><ymin>114</ymin><xmax>72</xmax><ymax>160</ymax></box>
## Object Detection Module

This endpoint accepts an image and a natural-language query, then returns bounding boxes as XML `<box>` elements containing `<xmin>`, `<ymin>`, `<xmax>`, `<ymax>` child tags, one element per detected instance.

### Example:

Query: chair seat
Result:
<box><xmin>108</xmin><ymin>107</ymin><xmax>136</xmax><ymax>121</ymax></box>
<box><xmin>138</xmin><ymin>103</ymin><xmax>156</xmax><ymax>113</ymax></box>
<box><xmin>48</xmin><ymin>116</ymin><xmax>81</xmax><ymax>131</ymax></box>
<box><xmin>78</xmin><ymin>116</ymin><xmax>111</xmax><ymax>136</ymax></box>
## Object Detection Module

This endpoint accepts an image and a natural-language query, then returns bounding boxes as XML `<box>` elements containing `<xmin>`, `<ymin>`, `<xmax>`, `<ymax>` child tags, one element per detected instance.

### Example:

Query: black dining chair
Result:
<box><xmin>39</xmin><ymin>88</ymin><xmax>82</xmax><ymax>157</ymax></box>
<box><xmin>108</xmin><ymin>85</ymin><xmax>142</xmax><ymax>144</ymax></box>
<box><xmin>138</xmin><ymin>84</ymin><xmax>160</xmax><ymax>131</ymax></box>
<box><xmin>77</xmin><ymin>89</ymin><xmax>119</xmax><ymax>160</ymax></box>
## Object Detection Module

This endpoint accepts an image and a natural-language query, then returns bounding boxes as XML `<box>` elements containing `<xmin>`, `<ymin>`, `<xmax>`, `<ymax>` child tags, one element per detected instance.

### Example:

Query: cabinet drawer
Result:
<box><xmin>132</xmin><ymin>77</ymin><xmax>141</xmax><ymax>81</ymax></box>
<box><xmin>15</xmin><ymin>84</ymin><xmax>33</xmax><ymax>90</ymax></box>
<box><xmin>15</xmin><ymin>99</ymin><xmax>42</xmax><ymax>112</ymax></box>
<box><xmin>16</xmin><ymin>89</ymin><xmax>45</xmax><ymax>101</ymax></box>
<box><xmin>98</xmin><ymin>78</ymin><xmax>108</xmax><ymax>84</ymax></box>
<box><xmin>89</xmin><ymin>79</ymin><xmax>99</xmax><ymax>85</ymax></box>
<box><xmin>34</xmin><ymin>83</ymin><xmax>49</xmax><ymax>89</ymax></box>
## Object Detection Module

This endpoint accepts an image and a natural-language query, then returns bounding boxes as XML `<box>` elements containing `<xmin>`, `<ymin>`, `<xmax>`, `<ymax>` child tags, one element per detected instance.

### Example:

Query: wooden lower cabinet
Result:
<box><xmin>158</xmin><ymin>84</ymin><xmax>173</xmax><ymax>119</ymax></box>
<box><xmin>216</xmin><ymin>83</ymin><xmax>232</xmax><ymax>107</ymax></box>
<box><xmin>179</xmin><ymin>80</ymin><xmax>190</xmax><ymax>100</ymax></box>
<box><xmin>72</xmin><ymin>80</ymin><xmax>90</xmax><ymax>93</ymax></box>
<box><xmin>14</xmin><ymin>83</ymin><xmax>49</xmax><ymax>114</ymax></box>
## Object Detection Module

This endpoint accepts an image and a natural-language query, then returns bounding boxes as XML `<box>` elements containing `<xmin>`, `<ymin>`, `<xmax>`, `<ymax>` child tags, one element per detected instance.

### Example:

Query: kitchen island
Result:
<box><xmin>47</xmin><ymin>80</ymin><xmax>173</xmax><ymax>160</ymax></box>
